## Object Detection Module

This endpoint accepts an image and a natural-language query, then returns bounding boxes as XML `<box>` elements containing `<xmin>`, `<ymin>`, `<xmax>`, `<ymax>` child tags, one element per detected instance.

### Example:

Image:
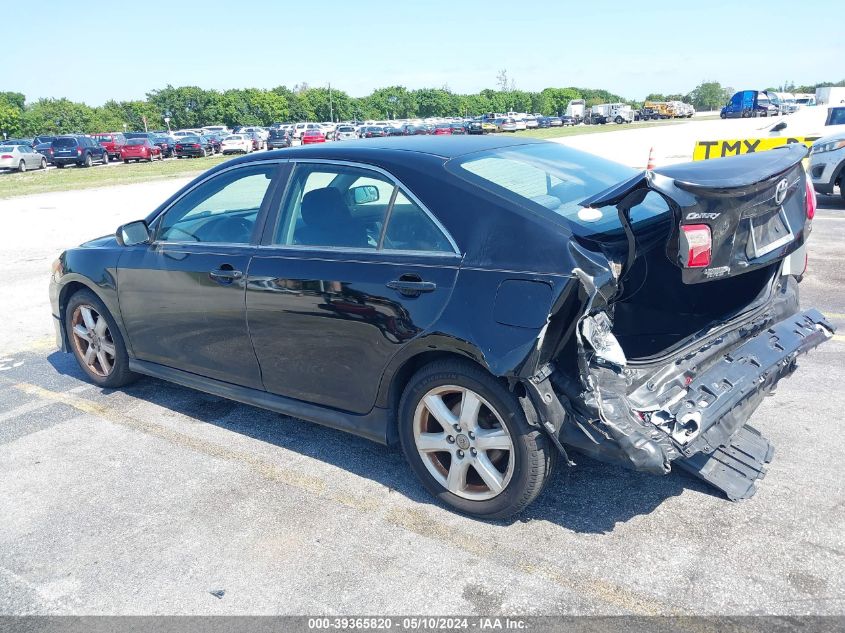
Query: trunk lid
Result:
<box><xmin>581</xmin><ymin>143</ymin><xmax>811</xmax><ymax>284</ymax></box>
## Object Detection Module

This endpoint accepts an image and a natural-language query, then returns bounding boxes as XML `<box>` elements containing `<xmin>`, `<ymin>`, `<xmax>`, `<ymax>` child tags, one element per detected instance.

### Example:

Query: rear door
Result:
<box><xmin>117</xmin><ymin>161</ymin><xmax>285</xmax><ymax>388</ymax></box>
<box><xmin>247</xmin><ymin>160</ymin><xmax>461</xmax><ymax>414</ymax></box>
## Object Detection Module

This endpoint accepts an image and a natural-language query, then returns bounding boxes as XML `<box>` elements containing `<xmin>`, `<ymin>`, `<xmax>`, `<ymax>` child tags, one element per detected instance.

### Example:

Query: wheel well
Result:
<box><xmin>384</xmin><ymin>350</ymin><xmax>494</xmax><ymax>445</ymax></box>
<box><xmin>59</xmin><ymin>281</ymin><xmax>89</xmax><ymax>318</ymax></box>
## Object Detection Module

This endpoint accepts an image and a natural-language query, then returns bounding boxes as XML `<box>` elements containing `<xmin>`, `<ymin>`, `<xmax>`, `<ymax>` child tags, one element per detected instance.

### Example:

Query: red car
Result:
<box><xmin>120</xmin><ymin>138</ymin><xmax>162</xmax><ymax>163</ymax></box>
<box><xmin>432</xmin><ymin>124</ymin><xmax>453</xmax><ymax>135</ymax></box>
<box><xmin>92</xmin><ymin>132</ymin><xmax>126</xmax><ymax>160</ymax></box>
<box><xmin>301</xmin><ymin>128</ymin><xmax>326</xmax><ymax>144</ymax></box>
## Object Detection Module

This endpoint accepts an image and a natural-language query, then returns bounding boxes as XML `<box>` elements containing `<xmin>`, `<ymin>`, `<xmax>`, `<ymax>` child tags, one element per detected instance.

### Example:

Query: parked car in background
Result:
<box><xmin>241</xmin><ymin>131</ymin><xmax>263</xmax><ymax>151</ymax></box>
<box><xmin>51</xmin><ymin>135</ymin><xmax>109</xmax><ymax>168</ymax></box>
<box><xmin>559</xmin><ymin>115</ymin><xmax>576</xmax><ymax>126</ymax></box>
<box><xmin>0</xmin><ymin>143</ymin><xmax>48</xmax><ymax>172</ymax></box>
<box><xmin>265</xmin><ymin>128</ymin><xmax>292</xmax><ymax>149</ymax></box>
<box><xmin>466</xmin><ymin>121</ymin><xmax>484</xmax><ymax>135</ymax></box>
<box><xmin>0</xmin><ymin>138</ymin><xmax>34</xmax><ymax>146</ymax></box>
<box><xmin>92</xmin><ymin>133</ymin><xmax>126</xmax><ymax>160</ymax></box>
<box><xmin>494</xmin><ymin>118</ymin><xmax>517</xmax><ymax>132</ymax></box>
<box><xmin>221</xmin><ymin>134</ymin><xmax>253</xmax><ymax>154</ymax></box>
<box><xmin>301</xmin><ymin>128</ymin><xmax>326</xmax><ymax>144</ymax></box>
<box><xmin>120</xmin><ymin>138</ymin><xmax>162</xmax><ymax>163</ymax></box>
<box><xmin>33</xmin><ymin>137</ymin><xmax>57</xmax><ymax>164</ymax></box>
<box><xmin>449</xmin><ymin>123</ymin><xmax>467</xmax><ymax>135</ymax></box>
<box><xmin>403</xmin><ymin>124</ymin><xmax>428</xmax><ymax>136</ymax></box>
<box><xmin>361</xmin><ymin>126</ymin><xmax>385</xmax><ymax>138</ymax></box>
<box><xmin>152</xmin><ymin>135</ymin><xmax>176</xmax><ymax>158</ymax></box>
<box><xmin>536</xmin><ymin>117</ymin><xmax>550</xmax><ymax>129</ymax></box>
<box><xmin>549</xmin><ymin>116</ymin><xmax>564</xmax><ymax>127</ymax></box>
<box><xmin>202</xmin><ymin>125</ymin><xmax>230</xmax><ymax>136</ymax></box>
<box><xmin>334</xmin><ymin>125</ymin><xmax>358</xmax><ymax>141</ymax></box>
<box><xmin>523</xmin><ymin>115</ymin><xmax>539</xmax><ymax>129</ymax></box>
<box><xmin>205</xmin><ymin>134</ymin><xmax>223</xmax><ymax>154</ymax></box>
<box><xmin>174</xmin><ymin>136</ymin><xmax>212</xmax><ymax>158</ymax></box>
<box><xmin>383</xmin><ymin>126</ymin><xmax>404</xmax><ymax>137</ymax></box>
<box><xmin>809</xmin><ymin>132</ymin><xmax>845</xmax><ymax>201</ymax></box>
<box><xmin>433</xmin><ymin>123</ymin><xmax>453</xmax><ymax>136</ymax></box>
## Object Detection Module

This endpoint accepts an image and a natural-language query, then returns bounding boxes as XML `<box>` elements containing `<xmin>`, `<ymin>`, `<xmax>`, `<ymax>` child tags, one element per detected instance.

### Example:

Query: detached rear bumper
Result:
<box><xmin>667</xmin><ymin>308</ymin><xmax>834</xmax><ymax>460</ymax></box>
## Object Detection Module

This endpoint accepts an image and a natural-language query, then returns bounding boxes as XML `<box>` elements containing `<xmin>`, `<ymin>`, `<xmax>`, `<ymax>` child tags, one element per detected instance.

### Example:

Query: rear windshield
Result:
<box><xmin>53</xmin><ymin>137</ymin><xmax>78</xmax><ymax>148</ymax></box>
<box><xmin>448</xmin><ymin>142</ymin><xmax>667</xmax><ymax>234</ymax></box>
<box><xmin>337</xmin><ymin>126</ymin><xmax>354</xmax><ymax>132</ymax></box>
<box><xmin>181</xmin><ymin>136</ymin><xmax>200</xmax><ymax>142</ymax></box>
<box><xmin>126</xmin><ymin>139</ymin><xmax>146</xmax><ymax>146</ymax></box>
<box><xmin>225</xmin><ymin>135</ymin><xmax>242</xmax><ymax>140</ymax></box>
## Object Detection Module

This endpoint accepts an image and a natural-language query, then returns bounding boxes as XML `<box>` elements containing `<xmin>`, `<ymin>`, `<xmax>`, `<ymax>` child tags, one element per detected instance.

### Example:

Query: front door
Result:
<box><xmin>117</xmin><ymin>162</ymin><xmax>282</xmax><ymax>388</ymax></box>
<box><xmin>247</xmin><ymin>161</ymin><xmax>461</xmax><ymax>414</ymax></box>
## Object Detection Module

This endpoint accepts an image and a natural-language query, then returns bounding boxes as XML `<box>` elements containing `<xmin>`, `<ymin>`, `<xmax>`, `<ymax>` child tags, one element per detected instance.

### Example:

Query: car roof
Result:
<box><xmin>253</xmin><ymin>135</ymin><xmax>546</xmax><ymax>160</ymax></box>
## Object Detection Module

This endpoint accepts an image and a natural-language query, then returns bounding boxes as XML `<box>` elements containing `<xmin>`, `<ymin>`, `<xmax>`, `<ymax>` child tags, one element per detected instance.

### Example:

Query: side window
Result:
<box><xmin>382</xmin><ymin>190</ymin><xmax>454</xmax><ymax>253</ymax></box>
<box><xmin>275</xmin><ymin>164</ymin><xmax>394</xmax><ymax>249</ymax></box>
<box><xmin>157</xmin><ymin>164</ymin><xmax>276</xmax><ymax>244</ymax></box>
<box><xmin>274</xmin><ymin>163</ymin><xmax>455</xmax><ymax>253</ymax></box>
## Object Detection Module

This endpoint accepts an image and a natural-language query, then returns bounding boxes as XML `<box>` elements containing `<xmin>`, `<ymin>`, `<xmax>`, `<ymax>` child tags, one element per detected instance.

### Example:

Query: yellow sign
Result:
<box><xmin>692</xmin><ymin>136</ymin><xmax>819</xmax><ymax>161</ymax></box>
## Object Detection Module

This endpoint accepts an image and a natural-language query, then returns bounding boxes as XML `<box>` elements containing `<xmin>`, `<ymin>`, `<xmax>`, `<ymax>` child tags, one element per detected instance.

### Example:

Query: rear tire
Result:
<box><xmin>40</xmin><ymin>157</ymin><xmax>47</xmax><ymax>170</ymax></box>
<box><xmin>18</xmin><ymin>160</ymin><xmax>26</xmax><ymax>173</ymax></box>
<box><xmin>398</xmin><ymin>359</ymin><xmax>554</xmax><ymax>519</ymax></box>
<box><xmin>83</xmin><ymin>154</ymin><xmax>92</xmax><ymax>168</ymax></box>
<box><xmin>102</xmin><ymin>152</ymin><xmax>109</xmax><ymax>164</ymax></box>
<box><xmin>65</xmin><ymin>289</ymin><xmax>138</xmax><ymax>389</ymax></box>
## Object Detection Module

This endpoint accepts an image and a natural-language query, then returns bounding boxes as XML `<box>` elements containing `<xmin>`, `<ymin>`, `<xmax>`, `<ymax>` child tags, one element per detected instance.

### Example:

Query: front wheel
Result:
<box><xmin>398</xmin><ymin>359</ymin><xmax>554</xmax><ymax>519</ymax></box>
<box><xmin>65</xmin><ymin>289</ymin><xmax>137</xmax><ymax>388</ymax></box>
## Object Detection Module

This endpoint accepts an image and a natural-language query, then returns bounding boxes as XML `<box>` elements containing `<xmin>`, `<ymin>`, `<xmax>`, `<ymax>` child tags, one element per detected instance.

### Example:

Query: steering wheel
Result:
<box><xmin>208</xmin><ymin>216</ymin><xmax>253</xmax><ymax>243</ymax></box>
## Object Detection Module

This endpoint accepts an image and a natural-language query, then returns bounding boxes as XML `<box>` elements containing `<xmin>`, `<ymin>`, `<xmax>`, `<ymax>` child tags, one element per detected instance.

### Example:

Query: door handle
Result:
<box><xmin>209</xmin><ymin>267</ymin><xmax>243</xmax><ymax>284</ymax></box>
<box><xmin>387</xmin><ymin>275</ymin><xmax>436</xmax><ymax>296</ymax></box>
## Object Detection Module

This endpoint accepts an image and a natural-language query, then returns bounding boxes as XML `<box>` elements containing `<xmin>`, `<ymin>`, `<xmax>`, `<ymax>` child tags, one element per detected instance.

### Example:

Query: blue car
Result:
<box><xmin>51</xmin><ymin>135</ymin><xmax>109</xmax><ymax>168</ymax></box>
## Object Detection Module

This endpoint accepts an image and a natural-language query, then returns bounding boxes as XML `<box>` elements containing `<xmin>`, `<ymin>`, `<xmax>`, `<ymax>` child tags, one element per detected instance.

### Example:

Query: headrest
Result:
<box><xmin>301</xmin><ymin>188</ymin><xmax>350</xmax><ymax>227</ymax></box>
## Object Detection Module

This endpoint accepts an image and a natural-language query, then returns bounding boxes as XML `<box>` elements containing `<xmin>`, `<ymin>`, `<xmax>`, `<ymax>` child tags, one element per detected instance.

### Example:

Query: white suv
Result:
<box><xmin>809</xmin><ymin>132</ymin><xmax>845</xmax><ymax>201</ymax></box>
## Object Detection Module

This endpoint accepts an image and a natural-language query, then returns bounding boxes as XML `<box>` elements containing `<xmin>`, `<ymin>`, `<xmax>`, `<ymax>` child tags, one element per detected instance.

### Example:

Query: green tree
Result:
<box><xmin>0</xmin><ymin>92</ymin><xmax>25</xmax><ymax>111</ymax></box>
<box><xmin>686</xmin><ymin>81</ymin><xmax>726</xmax><ymax>110</ymax></box>
<box><xmin>20</xmin><ymin>98</ymin><xmax>98</xmax><ymax>135</ymax></box>
<box><xmin>0</xmin><ymin>99</ymin><xmax>22</xmax><ymax>138</ymax></box>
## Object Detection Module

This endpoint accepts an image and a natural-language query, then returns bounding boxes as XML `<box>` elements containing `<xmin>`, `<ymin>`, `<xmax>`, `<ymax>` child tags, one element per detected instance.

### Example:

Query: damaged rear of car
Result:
<box><xmin>448</xmin><ymin>141</ymin><xmax>834</xmax><ymax>504</ymax></box>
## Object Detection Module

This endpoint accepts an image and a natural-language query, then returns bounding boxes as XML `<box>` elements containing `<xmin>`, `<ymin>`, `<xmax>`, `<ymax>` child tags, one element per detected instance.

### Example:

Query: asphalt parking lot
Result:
<box><xmin>1</xmin><ymin>128</ymin><xmax>844</xmax><ymax>615</ymax></box>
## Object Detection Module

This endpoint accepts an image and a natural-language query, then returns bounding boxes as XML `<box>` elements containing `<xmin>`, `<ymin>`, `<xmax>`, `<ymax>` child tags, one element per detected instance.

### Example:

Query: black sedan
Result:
<box><xmin>174</xmin><ymin>135</ymin><xmax>214</xmax><ymax>158</ymax></box>
<box><xmin>153</xmin><ymin>135</ymin><xmax>177</xmax><ymax>158</ymax></box>
<box><xmin>49</xmin><ymin>138</ymin><xmax>832</xmax><ymax>518</ymax></box>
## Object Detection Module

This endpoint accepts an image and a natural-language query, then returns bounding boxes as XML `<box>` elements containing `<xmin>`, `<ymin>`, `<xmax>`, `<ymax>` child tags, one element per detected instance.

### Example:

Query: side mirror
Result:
<box><xmin>349</xmin><ymin>184</ymin><xmax>380</xmax><ymax>205</ymax></box>
<box><xmin>116</xmin><ymin>220</ymin><xmax>151</xmax><ymax>246</ymax></box>
<box><xmin>771</xmin><ymin>121</ymin><xmax>787</xmax><ymax>132</ymax></box>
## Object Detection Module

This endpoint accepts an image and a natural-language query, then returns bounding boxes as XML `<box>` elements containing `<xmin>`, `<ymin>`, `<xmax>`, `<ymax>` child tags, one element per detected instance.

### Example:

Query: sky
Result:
<box><xmin>7</xmin><ymin>0</ymin><xmax>842</xmax><ymax>105</ymax></box>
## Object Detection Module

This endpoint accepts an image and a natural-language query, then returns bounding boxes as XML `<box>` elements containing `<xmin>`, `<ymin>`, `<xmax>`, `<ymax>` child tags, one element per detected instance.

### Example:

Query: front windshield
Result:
<box><xmin>448</xmin><ymin>142</ymin><xmax>668</xmax><ymax>234</ymax></box>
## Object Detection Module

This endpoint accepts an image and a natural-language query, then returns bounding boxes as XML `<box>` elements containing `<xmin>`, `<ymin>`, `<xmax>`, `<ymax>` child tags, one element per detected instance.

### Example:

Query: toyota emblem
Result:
<box><xmin>774</xmin><ymin>178</ymin><xmax>788</xmax><ymax>206</ymax></box>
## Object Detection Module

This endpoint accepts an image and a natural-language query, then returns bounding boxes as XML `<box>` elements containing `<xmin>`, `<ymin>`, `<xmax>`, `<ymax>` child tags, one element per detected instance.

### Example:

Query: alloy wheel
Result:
<box><xmin>70</xmin><ymin>304</ymin><xmax>117</xmax><ymax>377</ymax></box>
<box><xmin>413</xmin><ymin>385</ymin><xmax>515</xmax><ymax>501</ymax></box>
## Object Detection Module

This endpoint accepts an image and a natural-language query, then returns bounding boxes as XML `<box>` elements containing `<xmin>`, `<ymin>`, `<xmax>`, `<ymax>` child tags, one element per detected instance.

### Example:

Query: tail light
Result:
<box><xmin>77</xmin><ymin>148</ymin><xmax>82</xmax><ymax>155</ymax></box>
<box><xmin>1</xmin><ymin>154</ymin><xmax>12</xmax><ymax>159</ymax></box>
<box><xmin>805</xmin><ymin>178</ymin><xmax>816</xmax><ymax>220</ymax></box>
<box><xmin>680</xmin><ymin>224</ymin><xmax>712</xmax><ymax>268</ymax></box>
<box><xmin>49</xmin><ymin>148</ymin><xmax>54</xmax><ymax>155</ymax></box>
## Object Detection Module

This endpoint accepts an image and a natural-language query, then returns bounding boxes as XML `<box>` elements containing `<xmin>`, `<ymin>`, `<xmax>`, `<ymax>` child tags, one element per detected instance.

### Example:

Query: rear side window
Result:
<box><xmin>449</xmin><ymin>142</ymin><xmax>667</xmax><ymax>234</ymax></box>
<box><xmin>53</xmin><ymin>138</ymin><xmax>77</xmax><ymax>148</ymax></box>
<box><xmin>383</xmin><ymin>190</ymin><xmax>454</xmax><ymax>253</ymax></box>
